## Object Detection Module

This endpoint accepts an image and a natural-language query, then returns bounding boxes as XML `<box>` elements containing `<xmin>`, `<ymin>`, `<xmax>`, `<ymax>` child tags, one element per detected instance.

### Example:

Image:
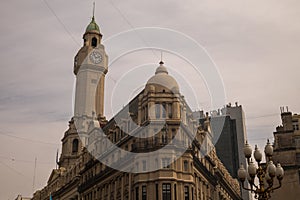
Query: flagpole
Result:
<box><xmin>32</xmin><ymin>157</ymin><xmax>37</xmax><ymax>193</ymax></box>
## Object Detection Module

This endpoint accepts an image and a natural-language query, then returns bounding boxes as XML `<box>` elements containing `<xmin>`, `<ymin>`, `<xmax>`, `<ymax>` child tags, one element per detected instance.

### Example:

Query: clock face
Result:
<box><xmin>89</xmin><ymin>51</ymin><xmax>102</xmax><ymax>64</ymax></box>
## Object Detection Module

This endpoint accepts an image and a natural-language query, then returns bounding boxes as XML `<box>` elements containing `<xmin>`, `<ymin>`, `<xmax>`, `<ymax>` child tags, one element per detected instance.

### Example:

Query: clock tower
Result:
<box><xmin>73</xmin><ymin>14</ymin><xmax>108</xmax><ymax>125</ymax></box>
<box><xmin>59</xmin><ymin>13</ymin><xmax>107</xmax><ymax>167</ymax></box>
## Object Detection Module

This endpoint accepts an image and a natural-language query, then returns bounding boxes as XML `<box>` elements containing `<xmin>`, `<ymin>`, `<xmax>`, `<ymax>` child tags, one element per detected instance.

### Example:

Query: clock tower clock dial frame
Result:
<box><xmin>89</xmin><ymin>50</ymin><xmax>103</xmax><ymax>64</ymax></box>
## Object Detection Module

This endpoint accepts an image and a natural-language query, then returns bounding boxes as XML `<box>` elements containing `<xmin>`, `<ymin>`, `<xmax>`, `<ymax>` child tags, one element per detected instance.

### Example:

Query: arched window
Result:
<box><xmin>72</xmin><ymin>139</ymin><xmax>79</xmax><ymax>153</ymax></box>
<box><xmin>92</xmin><ymin>37</ymin><xmax>97</xmax><ymax>47</ymax></box>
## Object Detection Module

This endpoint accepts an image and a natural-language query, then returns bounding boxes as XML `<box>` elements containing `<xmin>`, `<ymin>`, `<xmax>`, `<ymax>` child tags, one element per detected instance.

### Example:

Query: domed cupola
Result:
<box><xmin>146</xmin><ymin>61</ymin><xmax>179</xmax><ymax>93</ymax></box>
<box><xmin>85</xmin><ymin>16</ymin><xmax>101</xmax><ymax>35</ymax></box>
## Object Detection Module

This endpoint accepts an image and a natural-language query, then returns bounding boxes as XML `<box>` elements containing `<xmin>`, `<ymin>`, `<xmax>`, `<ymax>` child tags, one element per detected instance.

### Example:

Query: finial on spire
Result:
<box><xmin>159</xmin><ymin>51</ymin><xmax>164</xmax><ymax>65</ymax></box>
<box><xmin>92</xmin><ymin>2</ymin><xmax>95</xmax><ymax>20</ymax></box>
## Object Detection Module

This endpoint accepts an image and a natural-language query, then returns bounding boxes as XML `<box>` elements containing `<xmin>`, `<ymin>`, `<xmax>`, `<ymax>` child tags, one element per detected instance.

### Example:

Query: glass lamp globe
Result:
<box><xmin>265</xmin><ymin>139</ymin><xmax>273</xmax><ymax>157</ymax></box>
<box><xmin>254</xmin><ymin>145</ymin><xmax>262</xmax><ymax>163</ymax></box>
<box><xmin>248</xmin><ymin>160</ymin><xmax>257</xmax><ymax>177</ymax></box>
<box><xmin>244</xmin><ymin>141</ymin><xmax>252</xmax><ymax>159</ymax></box>
<box><xmin>276</xmin><ymin>163</ymin><xmax>284</xmax><ymax>179</ymax></box>
<box><xmin>238</xmin><ymin>164</ymin><xmax>247</xmax><ymax>182</ymax></box>
<box><xmin>268</xmin><ymin>161</ymin><xmax>276</xmax><ymax>177</ymax></box>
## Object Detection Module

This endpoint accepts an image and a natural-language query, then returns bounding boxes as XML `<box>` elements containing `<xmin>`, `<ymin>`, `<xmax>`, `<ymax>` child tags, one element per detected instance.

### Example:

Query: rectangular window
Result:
<box><xmin>174</xmin><ymin>184</ymin><xmax>177</xmax><ymax>200</ymax></box>
<box><xmin>126</xmin><ymin>174</ymin><xmax>129</xmax><ymax>184</ymax></box>
<box><xmin>136</xmin><ymin>162</ymin><xmax>139</xmax><ymax>171</ymax></box>
<box><xmin>136</xmin><ymin>187</ymin><xmax>139</xmax><ymax>200</ymax></box>
<box><xmin>155</xmin><ymin>159</ymin><xmax>158</xmax><ymax>168</ymax></box>
<box><xmin>156</xmin><ymin>184</ymin><xmax>159</xmax><ymax>200</ymax></box>
<box><xmin>162</xmin><ymin>183</ymin><xmax>171</xmax><ymax>200</ymax></box>
<box><xmin>184</xmin><ymin>186</ymin><xmax>189</xmax><ymax>200</ymax></box>
<box><xmin>168</xmin><ymin>103</ymin><xmax>172</xmax><ymax>118</ymax></box>
<box><xmin>293</xmin><ymin>121</ymin><xmax>299</xmax><ymax>131</ymax></box>
<box><xmin>183</xmin><ymin>161</ymin><xmax>188</xmax><ymax>171</ymax></box>
<box><xmin>162</xmin><ymin>132</ymin><xmax>167</xmax><ymax>144</ymax></box>
<box><xmin>142</xmin><ymin>160</ymin><xmax>146</xmax><ymax>171</ymax></box>
<box><xmin>145</xmin><ymin>105</ymin><xmax>148</xmax><ymax>120</ymax></box>
<box><xmin>162</xmin><ymin>103</ymin><xmax>166</xmax><ymax>118</ymax></box>
<box><xmin>155</xmin><ymin>103</ymin><xmax>161</xmax><ymax>118</ymax></box>
<box><xmin>142</xmin><ymin>107</ymin><xmax>145</xmax><ymax>121</ymax></box>
<box><xmin>142</xmin><ymin>186</ymin><xmax>147</xmax><ymax>200</ymax></box>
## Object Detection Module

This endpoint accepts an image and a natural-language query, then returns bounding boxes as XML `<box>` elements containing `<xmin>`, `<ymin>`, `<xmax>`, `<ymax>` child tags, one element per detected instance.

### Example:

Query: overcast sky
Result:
<box><xmin>1</xmin><ymin>0</ymin><xmax>300</xmax><ymax>199</ymax></box>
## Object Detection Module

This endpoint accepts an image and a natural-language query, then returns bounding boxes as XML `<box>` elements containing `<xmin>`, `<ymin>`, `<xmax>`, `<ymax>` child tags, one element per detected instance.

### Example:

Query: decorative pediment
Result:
<box><xmin>47</xmin><ymin>167</ymin><xmax>66</xmax><ymax>184</ymax></box>
<box><xmin>47</xmin><ymin>169</ymin><xmax>59</xmax><ymax>184</ymax></box>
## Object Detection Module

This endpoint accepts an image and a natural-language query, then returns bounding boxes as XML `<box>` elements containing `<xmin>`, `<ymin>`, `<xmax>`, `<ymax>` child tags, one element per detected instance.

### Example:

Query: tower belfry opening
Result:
<box><xmin>92</xmin><ymin>37</ymin><xmax>97</xmax><ymax>47</ymax></box>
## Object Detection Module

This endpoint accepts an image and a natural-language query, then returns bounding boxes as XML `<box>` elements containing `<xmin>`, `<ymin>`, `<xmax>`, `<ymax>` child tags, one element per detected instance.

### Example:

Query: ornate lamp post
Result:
<box><xmin>237</xmin><ymin>140</ymin><xmax>284</xmax><ymax>200</ymax></box>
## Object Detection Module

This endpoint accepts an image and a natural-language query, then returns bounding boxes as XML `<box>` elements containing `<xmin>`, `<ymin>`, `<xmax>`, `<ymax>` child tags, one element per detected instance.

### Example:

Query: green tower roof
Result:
<box><xmin>85</xmin><ymin>16</ymin><xmax>100</xmax><ymax>33</ymax></box>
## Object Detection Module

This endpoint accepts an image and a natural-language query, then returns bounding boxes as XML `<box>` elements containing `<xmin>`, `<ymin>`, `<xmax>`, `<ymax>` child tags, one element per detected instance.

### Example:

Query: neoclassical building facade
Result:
<box><xmin>32</xmin><ymin>14</ymin><xmax>241</xmax><ymax>200</ymax></box>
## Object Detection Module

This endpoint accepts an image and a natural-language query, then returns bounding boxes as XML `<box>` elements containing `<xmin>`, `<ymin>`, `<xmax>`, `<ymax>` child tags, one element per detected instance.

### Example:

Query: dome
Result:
<box><xmin>85</xmin><ymin>17</ymin><xmax>100</xmax><ymax>33</ymax></box>
<box><xmin>146</xmin><ymin>61</ymin><xmax>179</xmax><ymax>93</ymax></box>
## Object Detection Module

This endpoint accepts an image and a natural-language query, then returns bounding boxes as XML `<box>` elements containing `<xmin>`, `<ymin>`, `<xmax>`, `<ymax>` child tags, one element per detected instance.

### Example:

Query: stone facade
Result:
<box><xmin>270</xmin><ymin>109</ymin><xmax>300</xmax><ymax>200</ymax></box>
<box><xmin>32</xmin><ymin>15</ymin><xmax>241</xmax><ymax>200</ymax></box>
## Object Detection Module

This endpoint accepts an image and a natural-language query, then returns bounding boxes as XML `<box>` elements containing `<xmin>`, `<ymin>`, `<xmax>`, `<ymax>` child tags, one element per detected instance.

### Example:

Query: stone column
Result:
<box><xmin>173</xmin><ymin>101</ymin><xmax>180</xmax><ymax>120</ymax></box>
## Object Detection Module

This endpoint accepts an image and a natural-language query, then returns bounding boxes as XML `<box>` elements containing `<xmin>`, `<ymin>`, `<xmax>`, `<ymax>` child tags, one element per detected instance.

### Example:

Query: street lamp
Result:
<box><xmin>237</xmin><ymin>140</ymin><xmax>284</xmax><ymax>200</ymax></box>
